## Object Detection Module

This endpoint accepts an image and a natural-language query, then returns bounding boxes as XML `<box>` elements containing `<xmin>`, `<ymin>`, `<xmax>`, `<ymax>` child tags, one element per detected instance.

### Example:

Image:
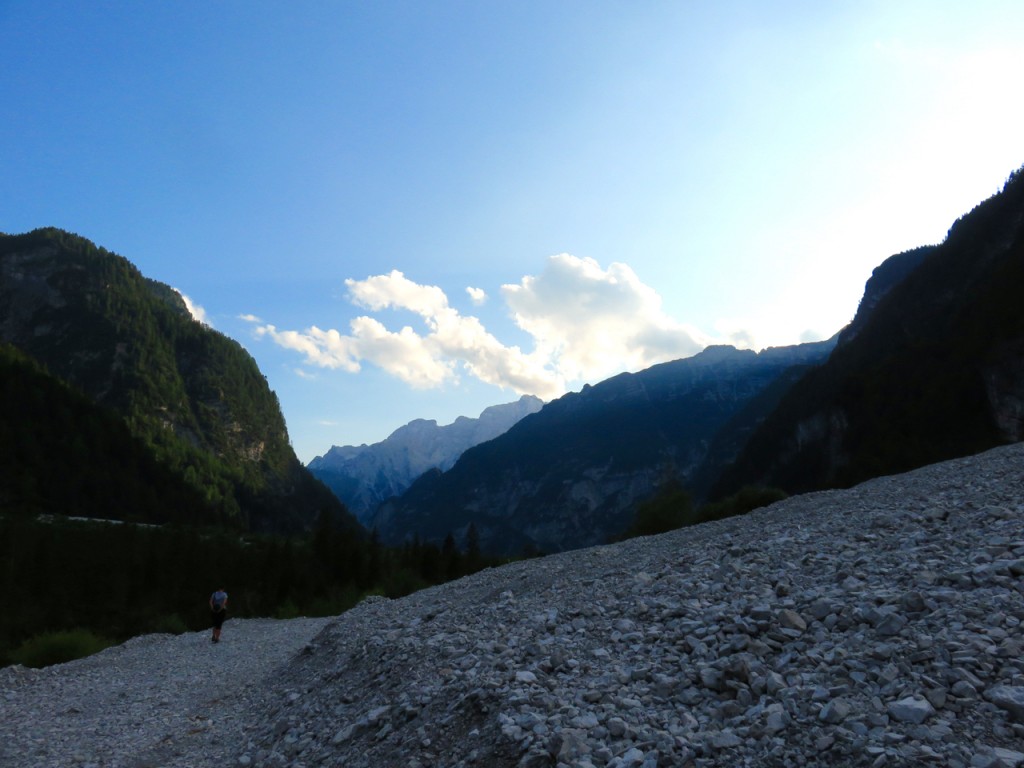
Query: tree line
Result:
<box><xmin>0</xmin><ymin>512</ymin><xmax>501</xmax><ymax>667</ymax></box>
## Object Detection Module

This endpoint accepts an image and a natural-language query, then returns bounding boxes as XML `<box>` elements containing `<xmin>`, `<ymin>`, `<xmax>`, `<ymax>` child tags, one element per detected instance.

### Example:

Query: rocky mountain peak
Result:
<box><xmin>838</xmin><ymin>246</ymin><xmax>932</xmax><ymax>346</ymax></box>
<box><xmin>308</xmin><ymin>395</ymin><xmax>544</xmax><ymax>523</ymax></box>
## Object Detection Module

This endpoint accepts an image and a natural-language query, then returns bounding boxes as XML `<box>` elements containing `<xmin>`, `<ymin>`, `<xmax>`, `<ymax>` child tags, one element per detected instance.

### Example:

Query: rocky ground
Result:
<box><xmin>0</xmin><ymin>617</ymin><xmax>334</xmax><ymax>768</ymax></box>
<box><xmin>4</xmin><ymin>443</ymin><xmax>1024</xmax><ymax>767</ymax></box>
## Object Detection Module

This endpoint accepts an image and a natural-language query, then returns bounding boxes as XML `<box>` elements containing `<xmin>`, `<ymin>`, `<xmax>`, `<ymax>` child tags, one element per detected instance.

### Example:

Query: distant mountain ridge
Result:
<box><xmin>0</xmin><ymin>228</ymin><xmax>352</xmax><ymax>533</ymax></box>
<box><xmin>308</xmin><ymin>395</ymin><xmax>543</xmax><ymax>524</ymax></box>
<box><xmin>370</xmin><ymin>340</ymin><xmax>835</xmax><ymax>554</ymax></box>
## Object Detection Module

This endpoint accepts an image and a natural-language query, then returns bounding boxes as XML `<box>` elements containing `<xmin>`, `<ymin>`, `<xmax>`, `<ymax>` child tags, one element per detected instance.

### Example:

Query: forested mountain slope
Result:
<box><xmin>715</xmin><ymin>166</ymin><xmax>1024</xmax><ymax>496</ymax></box>
<box><xmin>0</xmin><ymin>343</ymin><xmax>214</xmax><ymax>525</ymax></box>
<box><xmin>0</xmin><ymin>228</ymin><xmax>351</xmax><ymax>533</ymax></box>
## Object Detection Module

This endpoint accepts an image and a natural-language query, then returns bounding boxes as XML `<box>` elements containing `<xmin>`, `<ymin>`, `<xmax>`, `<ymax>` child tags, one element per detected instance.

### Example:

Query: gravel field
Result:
<box><xmin>4</xmin><ymin>443</ymin><xmax>1024</xmax><ymax>767</ymax></box>
<box><xmin>0</xmin><ymin>617</ymin><xmax>335</xmax><ymax>767</ymax></box>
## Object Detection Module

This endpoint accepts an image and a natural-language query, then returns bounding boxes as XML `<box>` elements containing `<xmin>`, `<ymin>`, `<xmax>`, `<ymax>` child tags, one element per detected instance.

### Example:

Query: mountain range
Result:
<box><xmin>357</xmin><ymin>166</ymin><xmax>1024</xmax><ymax>554</ymax></box>
<box><xmin>308</xmin><ymin>395</ymin><xmax>543</xmax><ymax>524</ymax></box>
<box><xmin>3</xmin><ymin>165</ymin><xmax>1023</xmax><ymax>559</ymax></box>
<box><xmin>369</xmin><ymin>340</ymin><xmax>835</xmax><ymax>554</ymax></box>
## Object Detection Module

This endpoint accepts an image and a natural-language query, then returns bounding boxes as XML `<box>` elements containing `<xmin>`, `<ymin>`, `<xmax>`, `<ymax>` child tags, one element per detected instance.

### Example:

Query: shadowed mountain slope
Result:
<box><xmin>372</xmin><ymin>341</ymin><xmax>834</xmax><ymax>554</ymax></box>
<box><xmin>0</xmin><ymin>342</ymin><xmax>216</xmax><ymax>525</ymax></box>
<box><xmin>714</xmin><ymin>166</ymin><xmax>1024</xmax><ymax>497</ymax></box>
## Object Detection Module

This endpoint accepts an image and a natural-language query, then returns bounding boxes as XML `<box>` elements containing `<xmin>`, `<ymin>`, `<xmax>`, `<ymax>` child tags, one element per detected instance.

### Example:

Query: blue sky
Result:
<box><xmin>3</xmin><ymin>2</ymin><xmax>1023</xmax><ymax>463</ymax></box>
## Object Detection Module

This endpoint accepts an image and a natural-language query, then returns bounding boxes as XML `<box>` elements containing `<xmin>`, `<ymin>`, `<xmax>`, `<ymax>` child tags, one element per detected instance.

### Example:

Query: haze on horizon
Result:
<box><xmin>2</xmin><ymin>2</ymin><xmax>1023</xmax><ymax>462</ymax></box>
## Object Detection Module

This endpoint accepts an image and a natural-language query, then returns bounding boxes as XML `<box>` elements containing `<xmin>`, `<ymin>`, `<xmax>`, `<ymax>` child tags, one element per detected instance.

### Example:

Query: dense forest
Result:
<box><xmin>0</xmin><ymin>510</ymin><xmax>498</xmax><ymax>666</ymax></box>
<box><xmin>0</xmin><ymin>342</ymin><xmax>501</xmax><ymax>666</ymax></box>
<box><xmin>0</xmin><ymin>344</ymin><xmax>219</xmax><ymax>526</ymax></box>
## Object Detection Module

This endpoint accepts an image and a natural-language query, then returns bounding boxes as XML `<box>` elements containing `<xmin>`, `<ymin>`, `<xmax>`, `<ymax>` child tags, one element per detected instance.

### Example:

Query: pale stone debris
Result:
<box><xmin>3</xmin><ymin>442</ymin><xmax>1024</xmax><ymax>767</ymax></box>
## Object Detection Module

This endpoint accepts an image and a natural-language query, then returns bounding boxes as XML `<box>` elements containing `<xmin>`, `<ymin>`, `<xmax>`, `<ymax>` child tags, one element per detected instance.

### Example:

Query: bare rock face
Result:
<box><xmin>6</xmin><ymin>443</ymin><xmax>1024</xmax><ymax>768</ymax></box>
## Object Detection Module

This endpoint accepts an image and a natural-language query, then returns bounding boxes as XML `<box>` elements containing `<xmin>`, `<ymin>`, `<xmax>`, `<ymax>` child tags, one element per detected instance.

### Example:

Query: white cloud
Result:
<box><xmin>253</xmin><ymin>255</ymin><xmax>713</xmax><ymax>399</ymax></box>
<box><xmin>345</xmin><ymin>270</ymin><xmax>448</xmax><ymax>316</ymax></box>
<box><xmin>349</xmin><ymin>315</ymin><xmax>453</xmax><ymax>388</ymax></box>
<box><xmin>466</xmin><ymin>286</ymin><xmax>487</xmax><ymax>305</ymax></box>
<box><xmin>721</xmin><ymin>326</ymin><xmax>757</xmax><ymax>349</ymax></box>
<box><xmin>255</xmin><ymin>324</ymin><xmax>361</xmax><ymax>372</ymax></box>
<box><xmin>501</xmin><ymin>254</ymin><xmax>709</xmax><ymax>382</ymax></box>
<box><xmin>239</xmin><ymin>313</ymin><xmax>263</xmax><ymax>323</ymax></box>
<box><xmin>177</xmin><ymin>290</ymin><xmax>210</xmax><ymax>327</ymax></box>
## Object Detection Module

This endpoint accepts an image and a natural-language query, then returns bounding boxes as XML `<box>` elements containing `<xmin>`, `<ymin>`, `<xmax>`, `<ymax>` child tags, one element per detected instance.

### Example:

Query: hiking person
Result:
<box><xmin>209</xmin><ymin>587</ymin><xmax>228</xmax><ymax>643</ymax></box>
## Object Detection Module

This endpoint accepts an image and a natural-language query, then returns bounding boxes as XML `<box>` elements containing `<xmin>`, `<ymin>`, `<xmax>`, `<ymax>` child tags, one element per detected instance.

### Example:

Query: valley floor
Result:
<box><xmin>4</xmin><ymin>443</ymin><xmax>1024</xmax><ymax>767</ymax></box>
<box><xmin>0</xmin><ymin>617</ymin><xmax>334</xmax><ymax>767</ymax></box>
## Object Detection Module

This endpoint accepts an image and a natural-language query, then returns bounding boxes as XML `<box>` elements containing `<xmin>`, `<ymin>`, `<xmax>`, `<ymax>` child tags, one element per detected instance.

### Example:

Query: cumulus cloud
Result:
<box><xmin>252</xmin><ymin>255</ymin><xmax>711</xmax><ymax>399</ymax></box>
<box><xmin>255</xmin><ymin>324</ymin><xmax>361</xmax><ymax>372</ymax></box>
<box><xmin>177</xmin><ymin>291</ymin><xmax>210</xmax><ymax>327</ymax></box>
<box><xmin>501</xmin><ymin>254</ymin><xmax>708</xmax><ymax>382</ymax></box>
<box><xmin>345</xmin><ymin>270</ymin><xmax>448</xmax><ymax>315</ymax></box>
<box><xmin>714</xmin><ymin>324</ymin><xmax>756</xmax><ymax>350</ymax></box>
<box><xmin>466</xmin><ymin>286</ymin><xmax>487</xmax><ymax>305</ymax></box>
<box><xmin>254</xmin><ymin>271</ymin><xmax>559</xmax><ymax>395</ymax></box>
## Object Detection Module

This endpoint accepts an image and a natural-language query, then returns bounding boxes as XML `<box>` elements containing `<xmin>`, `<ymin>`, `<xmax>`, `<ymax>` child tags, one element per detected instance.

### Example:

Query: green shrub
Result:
<box><xmin>10</xmin><ymin>629</ymin><xmax>114</xmax><ymax>668</ymax></box>
<box><xmin>620</xmin><ymin>483</ymin><xmax>694</xmax><ymax>540</ymax></box>
<box><xmin>699</xmin><ymin>486</ymin><xmax>788</xmax><ymax>523</ymax></box>
<box><xmin>381</xmin><ymin>568</ymin><xmax>430</xmax><ymax>599</ymax></box>
<box><xmin>273</xmin><ymin>600</ymin><xmax>301</xmax><ymax>619</ymax></box>
<box><xmin>148</xmin><ymin>613</ymin><xmax>189</xmax><ymax>635</ymax></box>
